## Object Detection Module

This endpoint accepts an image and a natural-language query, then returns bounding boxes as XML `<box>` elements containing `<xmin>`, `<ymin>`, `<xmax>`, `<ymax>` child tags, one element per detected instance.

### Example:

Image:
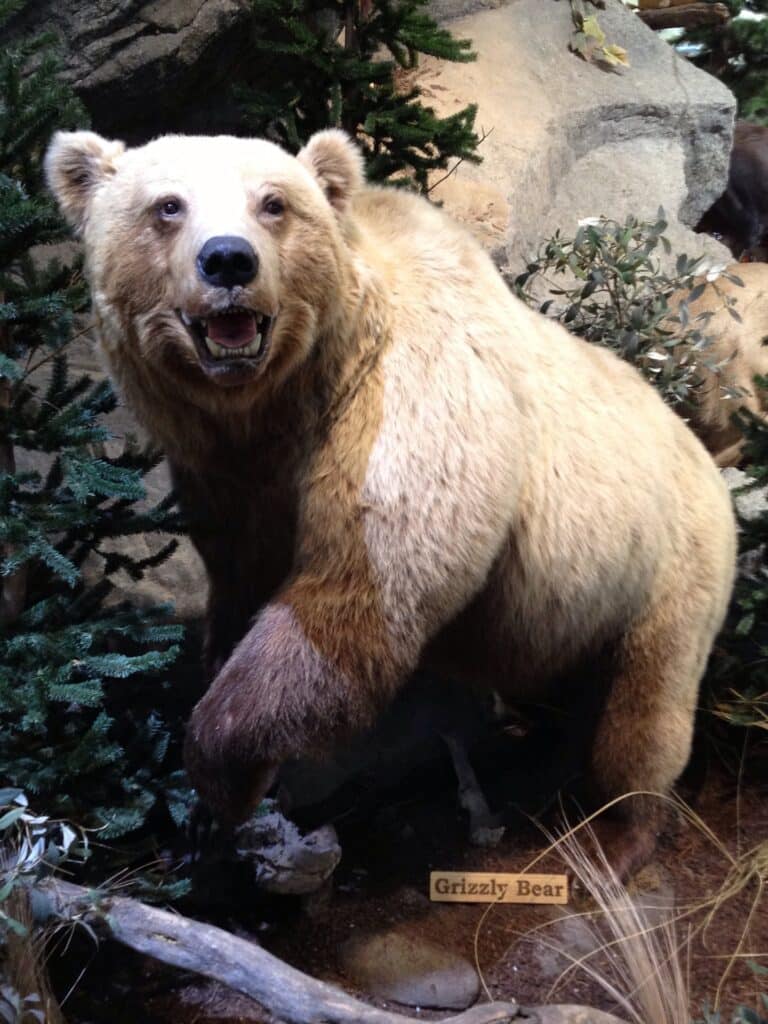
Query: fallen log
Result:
<box><xmin>43</xmin><ymin>880</ymin><xmax>519</xmax><ymax>1024</ymax></box>
<box><xmin>638</xmin><ymin>0</ymin><xmax>697</xmax><ymax>9</ymax></box>
<box><xmin>637</xmin><ymin>2</ymin><xmax>730</xmax><ymax>29</ymax></box>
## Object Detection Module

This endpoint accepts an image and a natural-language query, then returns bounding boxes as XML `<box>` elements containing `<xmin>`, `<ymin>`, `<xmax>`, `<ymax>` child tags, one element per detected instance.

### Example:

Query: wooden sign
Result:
<box><xmin>429</xmin><ymin>871</ymin><xmax>568</xmax><ymax>905</ymax></box>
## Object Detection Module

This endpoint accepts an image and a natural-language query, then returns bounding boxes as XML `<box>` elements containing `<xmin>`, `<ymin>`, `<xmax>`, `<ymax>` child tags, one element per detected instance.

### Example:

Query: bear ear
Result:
<box><xmin>297</xmin><ymin>129</ymin><xmax>364</xmax><ymax>215</ymax></box>
<box><xmin>44</xmin><ymin>130</ymin><xmax>125</xmax><ymax>235</ymax></box>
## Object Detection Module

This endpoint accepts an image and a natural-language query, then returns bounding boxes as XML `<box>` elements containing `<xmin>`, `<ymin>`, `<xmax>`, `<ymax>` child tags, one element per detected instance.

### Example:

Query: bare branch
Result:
<box><xmin>44</xmin><ymin>880</ymin><xmax>520</xmax><ymax>1024</ymax></box>
<box><xmin>427</xmin><ymin>127</ymin><xmax>494</xmax><ymax>196</ymax></box>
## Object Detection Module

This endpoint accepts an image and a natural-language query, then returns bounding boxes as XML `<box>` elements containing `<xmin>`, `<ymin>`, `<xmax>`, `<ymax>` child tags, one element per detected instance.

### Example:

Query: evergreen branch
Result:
<box><xmin>0</xmin><ymin>375</ymin><xmax>27</xmax><ymax>625</ymax></box>
<box><xmin>21</xmin><ymin>321</ymin><xmax>97</xmax><ymax>381</ymax></box>
<box><xmin>0</xmin><ymin>20</ymin><xmax>187</xmax><ymax>843</ymax></box>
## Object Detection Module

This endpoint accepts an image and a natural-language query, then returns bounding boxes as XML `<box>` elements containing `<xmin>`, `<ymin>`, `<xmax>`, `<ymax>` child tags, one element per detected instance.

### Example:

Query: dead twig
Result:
<box><xmin>427</xmin><ymin>127</ymin><xmax>494</xmax><ymax>196</ymax></box>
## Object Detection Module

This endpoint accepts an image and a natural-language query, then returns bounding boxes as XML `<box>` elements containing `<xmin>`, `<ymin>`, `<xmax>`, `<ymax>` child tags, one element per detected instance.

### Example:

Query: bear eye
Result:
<box><xmin>158</xmin><ymin>198</ymin><xmax>183</xmax><ymax>219</ymax></box>
<box><xmin>263</xmin><ymin>196</ymin><xmax>285</xmax><ymax>217</ymax></box>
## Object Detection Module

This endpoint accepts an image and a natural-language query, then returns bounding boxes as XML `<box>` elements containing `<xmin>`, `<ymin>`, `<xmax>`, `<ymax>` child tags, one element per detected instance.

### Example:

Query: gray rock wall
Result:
<box><xmin>420</xmin><ymin>0</ymin><xmax>735</xmax><ymax>270</ymax></box>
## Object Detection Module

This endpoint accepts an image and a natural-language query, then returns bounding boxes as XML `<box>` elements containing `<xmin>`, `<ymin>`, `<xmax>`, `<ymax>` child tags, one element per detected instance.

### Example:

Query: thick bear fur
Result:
<box><xmin>46</xmin><ymin>129</ymin><xmax>737</xmax><ymax>873</ymax></box>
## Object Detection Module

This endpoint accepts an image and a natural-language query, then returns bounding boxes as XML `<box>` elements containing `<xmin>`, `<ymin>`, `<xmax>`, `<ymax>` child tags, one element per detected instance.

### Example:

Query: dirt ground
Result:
<box><xmin>59</xmin><ymin>734</ymin><xmax>768</xmax><ymax>1024</ymax></box>
<box><xmin>267</xmin><ymin>766</ymin><xmax>768</xmax><ymax>1020</ymax></box>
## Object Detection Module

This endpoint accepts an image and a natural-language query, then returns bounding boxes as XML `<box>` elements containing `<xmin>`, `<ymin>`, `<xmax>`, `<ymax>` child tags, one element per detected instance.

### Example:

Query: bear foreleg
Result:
<box><xmin>184</xmin><ymin>577</ymin><xmax>410</xmax><ymax>825</ymax></box>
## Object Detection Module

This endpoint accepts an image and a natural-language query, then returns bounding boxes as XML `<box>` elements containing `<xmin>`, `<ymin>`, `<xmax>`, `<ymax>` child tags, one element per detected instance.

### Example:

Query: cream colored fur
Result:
<box><xmin>45</xmin><ymin>129</ymin><xmax>737</xmax><ymax>867</ymax></box>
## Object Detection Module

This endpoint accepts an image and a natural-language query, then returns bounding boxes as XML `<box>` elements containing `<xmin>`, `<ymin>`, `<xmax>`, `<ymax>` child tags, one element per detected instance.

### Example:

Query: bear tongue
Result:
<box><xmin>206</xmin><ymin>312</ymin><xmax>257</xmax><ymax>349</ymax></box>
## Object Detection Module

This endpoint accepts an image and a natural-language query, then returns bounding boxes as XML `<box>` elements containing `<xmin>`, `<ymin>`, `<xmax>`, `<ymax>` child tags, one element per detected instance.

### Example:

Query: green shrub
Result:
<box><xmin>680</xmin><ymin>0</ymin><xmax>768</xmax><ymax>125</ymax></box>
<box><xmin>697</xmin><ymin>960</ymin><xmax>768</xmax><ymax>1023</ymax></box>
<box><xmin>514</xmin><ymin>211</ymin><xmax>744</xmax><ymax>411</ymax></box>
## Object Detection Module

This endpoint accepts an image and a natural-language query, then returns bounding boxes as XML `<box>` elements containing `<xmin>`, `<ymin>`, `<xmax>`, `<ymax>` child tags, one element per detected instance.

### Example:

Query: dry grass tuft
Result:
<box><xmin>472</xmin><ymin>792</ymin><xmax>768</xmax><ymax>1021</ymax></box>
<box><xmin>537</xmin><ymin>822</ymin><xmax>689</xmax><ymax>1024</ymax></box>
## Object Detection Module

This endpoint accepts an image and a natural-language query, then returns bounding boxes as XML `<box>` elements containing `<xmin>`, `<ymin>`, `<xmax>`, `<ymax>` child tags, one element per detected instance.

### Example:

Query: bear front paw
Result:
<box><xmin>184</xmin><ymin>699</ymin><xmax>280</xmax><ymax>826</ymax></box>
<box><xmin>183</xmin><ymin>599</ymin><xmax>350</xmax><ymax>823</ymax></box>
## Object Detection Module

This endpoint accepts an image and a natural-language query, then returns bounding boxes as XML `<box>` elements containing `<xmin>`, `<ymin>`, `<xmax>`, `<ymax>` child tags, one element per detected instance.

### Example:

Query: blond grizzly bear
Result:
<box><xmin>45</xmin><ymin>129</ymin><xmax>737</xmax><ymax>875</ymax></box>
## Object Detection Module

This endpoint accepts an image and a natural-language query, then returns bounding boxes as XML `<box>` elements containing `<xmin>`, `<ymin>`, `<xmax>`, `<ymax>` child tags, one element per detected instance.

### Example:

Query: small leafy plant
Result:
<box><xmin>514</xmin><ymin>211</ymin><xmax>744</xmax><ymax>411</ymax></box>
<box><xmin>0</xmin><ymin>789</ymin><xmax>90</xmax><ymax>1024</ymax></box>
<box><xmin>697</xmin><ymin>961</ymin><xmax>768</xmax><ymax>1023</ymax></box>
<box><xmin>0</xmin><ymin>789</ymin><xmax>90</xmax><ymax>939</ymax></box>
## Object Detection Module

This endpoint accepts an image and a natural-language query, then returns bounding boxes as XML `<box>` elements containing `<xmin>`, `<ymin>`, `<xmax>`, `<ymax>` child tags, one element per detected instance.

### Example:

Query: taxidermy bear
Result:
<box><xmin>45</xmin><ymin>128</ymin><xmax>737</xmax><ymax>875</ymax></box>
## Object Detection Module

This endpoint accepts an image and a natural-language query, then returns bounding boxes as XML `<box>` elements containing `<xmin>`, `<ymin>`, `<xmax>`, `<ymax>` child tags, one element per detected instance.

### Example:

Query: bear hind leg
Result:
<box><xmin>586</xmin><ymin>604</ymin><xmax>714</xmax><ymax>880</ymax></box>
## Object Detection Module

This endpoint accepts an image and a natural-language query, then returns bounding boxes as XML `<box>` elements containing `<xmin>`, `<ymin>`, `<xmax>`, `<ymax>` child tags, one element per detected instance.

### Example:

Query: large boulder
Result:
<box><xmin>11</xmin><ymin>0</ymin><xmax>735</xmax><ymax>261</ymax></box>
<box><xmin>421</xmin><ymin>0</ymin><xmax>735</xmax><ymax>270</ymax></box>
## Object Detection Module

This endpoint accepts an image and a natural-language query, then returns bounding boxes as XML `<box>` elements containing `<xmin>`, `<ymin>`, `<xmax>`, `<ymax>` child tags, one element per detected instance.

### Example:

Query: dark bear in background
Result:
<box><xmin>697</xmin><ymin>121</ymin><xmax>768</xmax><ymax>261</ymax></box>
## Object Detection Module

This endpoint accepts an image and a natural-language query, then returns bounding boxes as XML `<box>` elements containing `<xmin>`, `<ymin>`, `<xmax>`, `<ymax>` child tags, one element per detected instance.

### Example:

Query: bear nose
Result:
<box><xmin>196</xmin><ymin>236</ymin><xmax>258</xmax><ymax>289</ymax></box>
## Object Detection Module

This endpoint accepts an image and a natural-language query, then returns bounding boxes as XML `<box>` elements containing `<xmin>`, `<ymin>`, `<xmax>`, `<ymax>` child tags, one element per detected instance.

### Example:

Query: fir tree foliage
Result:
<box><xmin>0</xmin><ymin>7</ymin><xmax>187</xmax><ymax>838</ymax></box>
<box><xmin>681</xmin><ymin>1</ymin><xmax>768</xmax><ymax>124</ymax></box>
<box><xmin>237</xmin><ymin>0</ymin><xmax>480</xmax><ymax>190</ymax></box>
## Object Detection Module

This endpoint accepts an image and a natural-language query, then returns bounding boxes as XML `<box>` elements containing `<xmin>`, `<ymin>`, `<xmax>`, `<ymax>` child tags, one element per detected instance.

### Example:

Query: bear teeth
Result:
<box><xmin>204</xmin><ymin>334</ymin><xmax>263</xmax><ymax>359</ymax></box>
<box><xmin>213</xmin><ymin>308</ymin><xmax>267</xmax><ymax>325</ymax></box>
<box><xmin>177</xmin><ymin>308</ymin><xmax>270</xmax><ymax>362</ymax></box>
<box><xmin>179</xmin><ymin>310</ymin><xmax>268</xmax><ymax>327</ymax></box>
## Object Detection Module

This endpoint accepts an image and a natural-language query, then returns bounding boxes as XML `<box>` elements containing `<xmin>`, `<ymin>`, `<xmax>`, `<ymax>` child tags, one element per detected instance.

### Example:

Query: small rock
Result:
<box><xmin>723</xmin><ymin>466</ymin><xmax>768</xmax><ymax>522</ymax></box>
<box><xmin>525</xmin><ymin>1005</ymin><xmax>628</xmax><ymax>1024</ymax></box>
<box><xmin>235</xmin><ymin>800</ymin><xmax>341</xmax><ymax>895</ymax></box>
<box><xmin>470</xmin><ymin>822</ymin><xmax>506</xmax><ymax>847</ymax></box>
<box><xmin>340</xmin><ymin>929</ymin><xmax>480</xmax><ymax>1010</ymax></box>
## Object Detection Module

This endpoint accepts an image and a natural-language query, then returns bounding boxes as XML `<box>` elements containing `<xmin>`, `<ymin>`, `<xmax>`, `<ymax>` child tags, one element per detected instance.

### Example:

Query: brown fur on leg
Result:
<box><xmin>588</xmin><ymin>563</ymin><xmax>729</xmax><ymax>877</ymax></box>
<box><xmin>184</xmin><ymin>737</ymin><xmax>278</xmax><ymax>827</ymax></box>
<box><xmin>184</xmin><ymin>597</ymin><xmax>398</xmax><ymax>823</ymax></box>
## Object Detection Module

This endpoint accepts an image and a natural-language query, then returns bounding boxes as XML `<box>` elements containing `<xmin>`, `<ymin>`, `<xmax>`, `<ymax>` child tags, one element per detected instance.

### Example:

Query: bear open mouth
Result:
<box><xmin>177</xmin><ymin>306</ymin><xmax>273</xmax><ymax>371</ymax></box>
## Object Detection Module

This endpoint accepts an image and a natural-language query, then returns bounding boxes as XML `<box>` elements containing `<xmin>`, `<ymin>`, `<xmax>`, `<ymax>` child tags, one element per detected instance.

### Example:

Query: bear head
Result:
<box><xmin>44</xmin><ymin>130</ymin><xmax>366</xmax><ymax>414</ymax></box>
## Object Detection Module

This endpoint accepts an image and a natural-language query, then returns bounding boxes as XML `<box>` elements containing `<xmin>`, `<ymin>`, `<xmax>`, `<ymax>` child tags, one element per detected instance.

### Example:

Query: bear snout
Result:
<box><xmin>197</xmin><ymin>235</ymin><xmax>259</xmax><ymax>289</ymax></box>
